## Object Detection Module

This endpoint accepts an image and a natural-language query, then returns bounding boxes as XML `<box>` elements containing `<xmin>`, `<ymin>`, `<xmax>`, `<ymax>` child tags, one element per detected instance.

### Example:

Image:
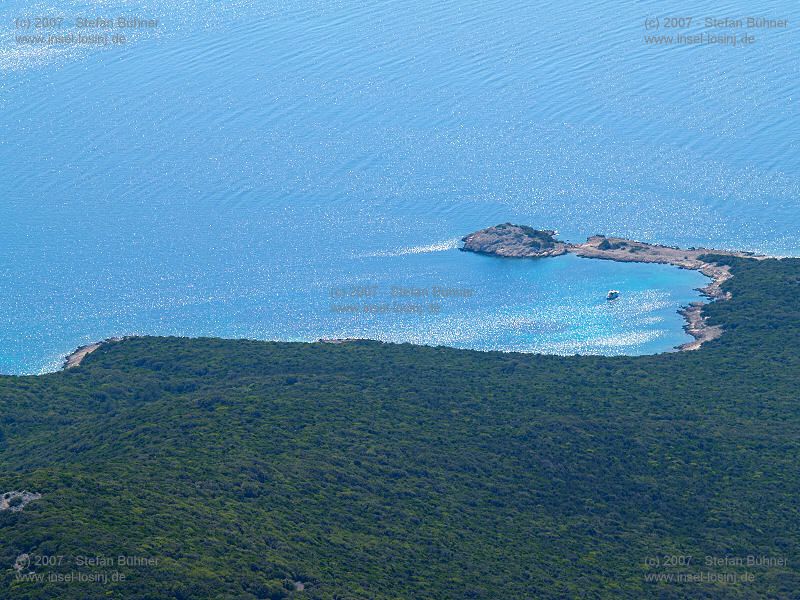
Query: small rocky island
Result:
<box><xmin>461</xmin><ymin>224</ymin><xmax>762</xmax><ymax>351</ymax></box>
<box><xmin>461</xmin><ymin>224</ymin><xmax>568</xmax><ymax>258</ymax></box>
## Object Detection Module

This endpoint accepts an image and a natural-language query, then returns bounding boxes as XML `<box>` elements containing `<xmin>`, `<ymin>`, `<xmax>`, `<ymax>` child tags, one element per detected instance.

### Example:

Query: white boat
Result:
<box><xmin>606</xmin><ymin>290</ymin><xmax>620</xmax><ymax>300</ymax></box>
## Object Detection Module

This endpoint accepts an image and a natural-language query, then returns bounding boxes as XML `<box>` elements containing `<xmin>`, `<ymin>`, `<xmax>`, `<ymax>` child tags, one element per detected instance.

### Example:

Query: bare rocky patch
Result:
<box><xmin>1</xmin><ymin>490</ymin><xmax>42</xmax><ymax>512</ymax></box>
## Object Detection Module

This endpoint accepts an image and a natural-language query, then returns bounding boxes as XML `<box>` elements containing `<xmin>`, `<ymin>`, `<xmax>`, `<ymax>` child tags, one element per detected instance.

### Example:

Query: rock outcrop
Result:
<box><xmin>461</xmin><ymin>223</ymin><xmax>568</xmax><ymax>258</ymax></box>
<box><xmin>1</xmin><ymin>491</ymin><xmax>42</xmax><ymax>512</ymax></box>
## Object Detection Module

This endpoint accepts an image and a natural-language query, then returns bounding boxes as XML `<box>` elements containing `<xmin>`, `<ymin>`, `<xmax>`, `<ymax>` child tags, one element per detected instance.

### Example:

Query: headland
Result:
<box><xmin>462</xmin><ymin>223</ymin><xmax>763</xmax><ymax>350</ymax></box>
<box><xmin>63</xmin><ymin>337</ymin><xmax>125</xmax><ymax>369</ymax></box>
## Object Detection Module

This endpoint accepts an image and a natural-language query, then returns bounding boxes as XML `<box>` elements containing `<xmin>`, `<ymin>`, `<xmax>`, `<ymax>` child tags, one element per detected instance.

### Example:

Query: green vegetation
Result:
<box><xmin>1</xmin><ymin>256</ymin><xmax>800</xmax><ymax>598</ymax></box>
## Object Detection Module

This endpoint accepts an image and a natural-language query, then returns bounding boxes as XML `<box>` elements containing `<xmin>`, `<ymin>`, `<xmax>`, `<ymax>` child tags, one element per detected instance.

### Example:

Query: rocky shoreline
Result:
<box><xmin>677</xmin><ymin>303</ymin><xmax>723</xmax><ymax>351</ymax></box>
<box><xmin>63</xmin><ymin>337</ymin><xmax>124</xmax><ymax>369</ymax></box>
<box><xmin>462</xmin><ymin>224</ymin><xmax>762</xmax><ymax>351</ymax></box>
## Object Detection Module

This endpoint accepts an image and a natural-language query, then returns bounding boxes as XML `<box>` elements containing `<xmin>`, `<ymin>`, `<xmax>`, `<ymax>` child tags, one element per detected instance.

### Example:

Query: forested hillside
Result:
<box><xmin>1</xmin><ymin>256</ymin><xmax>799</xmax><ymax>599</ymax></box>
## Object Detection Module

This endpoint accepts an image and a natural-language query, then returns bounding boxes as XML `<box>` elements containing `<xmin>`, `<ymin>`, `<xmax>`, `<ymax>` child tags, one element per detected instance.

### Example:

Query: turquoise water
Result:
<box><xmin>1</xmin><ymin>0</ymin><xmax>797</xmax><ymax>373</ymax></box>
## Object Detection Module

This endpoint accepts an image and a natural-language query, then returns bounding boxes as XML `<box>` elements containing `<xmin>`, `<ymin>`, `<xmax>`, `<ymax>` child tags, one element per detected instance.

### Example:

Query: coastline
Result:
<box><xmin>62</xmin><ymin>337</ymin><xmax>123</xmax><ymax>370</ymax></box>
<box><xmin>568</xmin><ymin>235</ymin><xmax>748</xmax><ymax>351</ymax></box>
<box><xmin>677</xmin><ymin>303</ymin><xmax>723</xmax><ymax>351</ymax></box>
<box><xmin>462</xmin><ymin>225</ymin><xmax>764</xmax><ymax>351</ymax></box>
<box><xmin>567</xmin><ymin>235</ymin><xmax>741</xmax><ymax>301</ymax></box>
<box><xmin>54</xmin><ymin>231</ymin><xmax>759</xmax><ymax>369</ymax></box>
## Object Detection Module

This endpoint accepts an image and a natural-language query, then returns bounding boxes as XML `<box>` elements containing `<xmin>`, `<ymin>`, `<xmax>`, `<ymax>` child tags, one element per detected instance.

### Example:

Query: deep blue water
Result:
<box><xmin>1</xmin><ymin>0</ymin><xmax>797</xmax><ymax>373</ymax></box>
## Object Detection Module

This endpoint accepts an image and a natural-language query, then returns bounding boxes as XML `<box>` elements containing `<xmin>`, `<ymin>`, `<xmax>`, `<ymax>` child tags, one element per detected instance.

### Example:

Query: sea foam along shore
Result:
<box><xmin>461</xmin><ymin>224</ymin><xmax>766</xmax><ymax>351</ymax></box>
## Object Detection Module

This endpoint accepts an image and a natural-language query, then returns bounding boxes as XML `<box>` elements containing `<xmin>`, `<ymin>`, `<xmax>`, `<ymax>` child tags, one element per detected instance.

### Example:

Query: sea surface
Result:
<box><xmin>1</xmin><ymin>0</ymin><xmax>797</xmax><ymax>374</ymax></box>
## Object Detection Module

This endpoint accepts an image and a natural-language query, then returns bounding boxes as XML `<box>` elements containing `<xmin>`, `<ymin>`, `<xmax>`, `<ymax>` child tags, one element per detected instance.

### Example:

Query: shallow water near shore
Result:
<box><xmin>1</xmin><ymin>0</ymin><xmax>797</xmax><ymax>373</ymax></box>
<box><xmin>0</xmin><ymin>237</ymin><xmax>710</xmax><ymax>374</ymax></box>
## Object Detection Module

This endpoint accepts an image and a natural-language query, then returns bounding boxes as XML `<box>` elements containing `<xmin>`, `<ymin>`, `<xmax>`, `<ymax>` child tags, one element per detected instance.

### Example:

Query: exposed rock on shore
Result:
<box><xmin>569</xmin><ymin>235</ymin><xmax>747</xmax><ymax>301</ymax></box>
<box><xmin>461</xmin><ymin>224</ymin><xmax>763</xmax><ymax>351</ymax></box>
<box><xmin>63</xmin><ymin>337</ymin><xmax>125</xmax><ymax>370</ymax></box>
<box><xmin>677</xmin><ymin>303</ymin><xmax>723</xmax><ymax>351</ymax></box>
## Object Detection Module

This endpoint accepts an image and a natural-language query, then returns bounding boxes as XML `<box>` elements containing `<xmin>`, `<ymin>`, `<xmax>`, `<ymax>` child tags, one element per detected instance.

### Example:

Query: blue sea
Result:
<box><xmin>1</xmin><ymin>0</ymin><xmax>797</xmax><ymax>374</ymax></box>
